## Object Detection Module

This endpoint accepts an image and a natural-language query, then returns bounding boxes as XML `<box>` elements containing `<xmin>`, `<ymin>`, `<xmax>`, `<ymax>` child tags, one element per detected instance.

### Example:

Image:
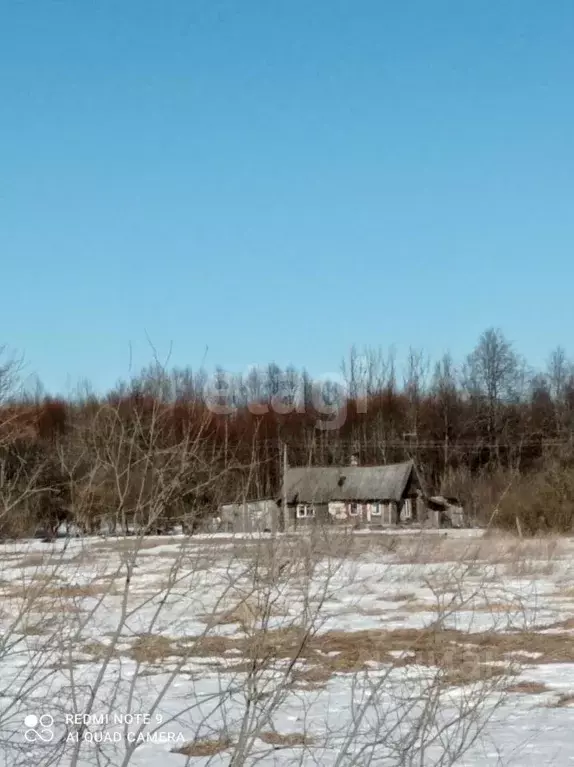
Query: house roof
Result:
<box><xmin>283</xmin><ymin>461</ymin><xmax>416</xmax><ymax>504</ymax></box>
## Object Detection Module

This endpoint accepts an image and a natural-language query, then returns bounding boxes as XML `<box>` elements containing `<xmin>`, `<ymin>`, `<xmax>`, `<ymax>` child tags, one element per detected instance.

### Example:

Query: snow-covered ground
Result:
<box><xmin>1</xmin><ymin>530</ymin><xmax>574</xmax><ymax>766</ymax></box>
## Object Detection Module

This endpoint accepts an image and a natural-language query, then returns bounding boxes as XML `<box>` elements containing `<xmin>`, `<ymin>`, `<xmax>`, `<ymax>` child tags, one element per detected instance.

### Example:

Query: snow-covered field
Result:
<box><xmin>1</xmin><ymin>529</ymin><xmax>574</xmax><ymax>766</ymax></box>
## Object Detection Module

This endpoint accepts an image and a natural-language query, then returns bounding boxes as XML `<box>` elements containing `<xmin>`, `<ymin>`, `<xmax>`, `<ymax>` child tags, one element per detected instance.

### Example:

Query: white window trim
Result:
<box><xmin>348</xmin><ymin>502</ymin><xmax>360</xmax><ymax>517</ymax></box>
<box><xmin>296</xmin><ymin>503</ymin><xmax>315</xmax><ymax>519</ymax></box>
<box><xmin>370</xmin><ymin>502</ymin><xmax>382</xmax><ymax>516</ymax></box>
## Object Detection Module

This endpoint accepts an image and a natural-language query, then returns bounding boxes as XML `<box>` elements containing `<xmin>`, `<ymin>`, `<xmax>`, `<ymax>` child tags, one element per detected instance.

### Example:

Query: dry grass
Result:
<box><xmin>82</xmin><ymin>640</ymin><xmax>114</xmax><ymax>660</ymax></box>
<box><xmin>506</xmin><ymin>681</ymin><xmax>551</xmax><ymax>694</ymax></box>
<box><xmin>259</xmin><ymin>731</ymin><xmax>315</xmax><ymax>748</ymax></box>
<box><xmin>8</xmin><ymin>578</ymin><xmax>111</xmax><ymax>602</ymax></box>
<box><xmin>54</xmin><ymin>583</ymin><xmax>112</xmax><ymax>598</ymax></box>
<box><xmin>397</xmin><ymin>600</ymin><xmax>439</xmax><ymax>613</ymax></box>
<box><xmin>551</xmin><ymin>693</ymin><xmax>574</xmax><ymax>708</ymax></box>
<box><xmin>172</xmin><ymin>736</ymin><xmax>232</xmax><ymax>757</ymax></box>
<box><xmin>17</xmin><ymin>554</ymin><xmax>50</xmax><ymax>568</ymax></box>
<box><xmin>128</xmin><ymin>635</ymin><xmax>177</xmax><ymax>664</ymax></box>
<box><xmin>384</xmin><ymin>592</ymin><xmax>417</xmax><ymax>602</ymax></box>
<box><xmin>292</xmin><ymin>666</ymin><xmax>334</xmax><ymax>685</ymax></box>
<box><xmin>19</xmin><ymin>618</ymin><xmax>58</xmax><ymax>636</ymax></box>
<box><xmin>91</xmin><ymin>537</ymin><xmax>182</xmax><ymax>554</ymax></box>
<box><xmin>184</xmin><ymin>623</ymin><xmax>574</xmax><ymax>679</ymax></box>
<box><xmin>504</xmin><ymin>559</ymin><xmax>557</xmax><ymax>578</ymax></box>
<box><xmin>388</xmin><ymin>532</ymin><xmax>570</xmax><ymax>569</ymax></box>
<box><xmin>205</xmin><ymin>597</ymin><xmax>286</xmax><ymax>631</ymax></box>
<box><xmin>473</xmin><ymin>601</ymin><xmax>524</xmax><ymax>613</ymax></box>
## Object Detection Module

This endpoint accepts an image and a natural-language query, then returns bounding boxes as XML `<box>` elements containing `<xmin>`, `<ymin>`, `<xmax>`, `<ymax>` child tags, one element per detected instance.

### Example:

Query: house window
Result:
<box><xmin>348</xmin><ymin>502</ymin><xmax>359</xmax><ymax>517</ymax></box>
<box><xmin>296</xmin><ymin>503</ymin><xmax>315</xmax><ymax>519</ymax></box>
<box><xmin>370</xmin><ymin>503</ymin><xmax>382</xmax><ymax>516</ymax></box>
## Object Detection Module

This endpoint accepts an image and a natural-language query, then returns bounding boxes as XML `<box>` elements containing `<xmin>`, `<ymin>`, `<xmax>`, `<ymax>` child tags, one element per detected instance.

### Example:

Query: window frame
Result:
<box><xmin>348</xmin><ymin>502</ymin><xmax>360</xmax><ymax>517</ymax></box>
<box><xmin>296</xmin><ymin>503</ymin><xmax>315</xmax><ymax>519</ymax></box>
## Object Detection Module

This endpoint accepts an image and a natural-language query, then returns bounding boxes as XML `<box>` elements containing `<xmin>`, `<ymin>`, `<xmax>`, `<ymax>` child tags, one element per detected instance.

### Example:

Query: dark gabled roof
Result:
<box><xmin>283</xmin><ymin>461</ymin><xmax>416</xmax><ymax>504</ymax></box>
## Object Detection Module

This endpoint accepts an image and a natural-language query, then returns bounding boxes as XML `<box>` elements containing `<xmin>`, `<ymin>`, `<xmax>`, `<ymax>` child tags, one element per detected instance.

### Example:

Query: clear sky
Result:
<box><xmin>1</xmin><ymin>0</ymin><xmax>573</xmax><ymax>395</ymax></box>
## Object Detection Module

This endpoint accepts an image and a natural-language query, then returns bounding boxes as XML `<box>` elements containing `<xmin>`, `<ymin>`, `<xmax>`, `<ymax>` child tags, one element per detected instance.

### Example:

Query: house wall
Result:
<box><xmin>287</xmin><ymin>502</ymin><xmax>329</xmax><ymax>530</ymax></box>
<box><xmin>220</xmin><ymin>500</ymin><xmax>279</xmax><ymax>534</ymax></box>
<box><xmin>325</xmin><ymin>500</ymin><xmax>398</xmax><ymax>527</ymax></box>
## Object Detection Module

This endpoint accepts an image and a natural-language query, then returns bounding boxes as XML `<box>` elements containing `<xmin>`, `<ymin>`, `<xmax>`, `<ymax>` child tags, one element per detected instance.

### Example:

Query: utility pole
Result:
<box><xmin>281</xmin><ymin>441</ymin><xmax>289</xmax><ymax>533</ymax></box>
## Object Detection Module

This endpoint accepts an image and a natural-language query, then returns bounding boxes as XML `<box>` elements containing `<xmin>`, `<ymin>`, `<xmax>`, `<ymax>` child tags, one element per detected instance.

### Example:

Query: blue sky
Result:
<box><xmin>1</xmin><ymin>1</ymin><xmax>573</xmax><ymax>394</ymax></box>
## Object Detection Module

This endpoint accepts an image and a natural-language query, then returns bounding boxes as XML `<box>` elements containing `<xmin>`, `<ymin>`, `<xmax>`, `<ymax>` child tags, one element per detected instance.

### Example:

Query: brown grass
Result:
<box><xmin>389</xmin><ymin>532</ymin><xmax>569</xmax><ymax>568</ymax></box>
<box><xmin>506</xmin><ymin>681</ymin><xmax>551</xmax><ymax>694</ymax></box>
<box><xmin>20</xmin><ymin>615</ymin><xmax>62</xmax><ymax>636</ymax></box>
<box><xmin>17</xmin><ymin>554</ymin><xmax>50</xmax><ymax>568</ymax></box>
<box><xmin>91</xmin><ymin>538</ymin><xmax>182</xmax><ymax>554</ymax></box>
<box><xmin>172</xmin><ymin>736</ymin><xmax>232</xmax><ymax>757</ymax></box>
<box><xmin>292</xmin><ymin>666</ymin><xmax>334</xmax><ymax>685</ymax></box>
<box><xmin>259</xmin><ymin>731</ymin><xmax>315</xmax><ymax>748</ymax></box>
<box><xmin>384</xmin><ymin>592</ymin><xmax>417</xmax><ymax>602</ymax></box>
<box><xmin>205</xmin><ymin>598</ymin><xmax>286</xmax><ymax>631</ymax></box>
<box><xmin>128</xmin><ymin>635</ymin><xmax>176</xmax><ymax>664</ymax></box>
<box><xmin>82</xmin><ymin>640</ymin><xmax>114</xmax><ymax>660</ymax></box>
<box><xmin>9</xmin><ymin>579</ymin><xmax>111</xmax><ymax>602</ymax></box>
<box><xmin>397</xmin><ymin>600</ymin><xmax>438</xmax><ymax>613</ymax></box>
<box><xmin>504</xmin><ymin>559</ymin><xmax>557</xmax><ymax>578</ymax></box>
<box><xmin>76</xmin><ymin>619</ymin><xmax>574</xmax><ymax>684</ymax></box>
<box><xmin>552</xmin><ymin>693</ymin><xmax>574</xmax><ymax>708</ymax></box>
<box><xmin>473</xmin><ymin>602</ymin><xmax>523</xmax><ymax>613</ymax></box>
<box><xmin>187</xmin><ymin>623</ymin><xmax>574</xmax><ymax>679</ymax></box>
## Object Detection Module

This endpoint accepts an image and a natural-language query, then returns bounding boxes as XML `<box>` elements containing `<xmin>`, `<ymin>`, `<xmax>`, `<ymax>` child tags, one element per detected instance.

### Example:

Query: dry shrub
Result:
<box><xmin>498</xmin><ymin>463</ymin><xmax>574</xmax><ymax>534</ymax></box>
<box><xmin>443</xmin><ymin>465</ymin><xmax>510</xmax><ymax>527</ymax></box>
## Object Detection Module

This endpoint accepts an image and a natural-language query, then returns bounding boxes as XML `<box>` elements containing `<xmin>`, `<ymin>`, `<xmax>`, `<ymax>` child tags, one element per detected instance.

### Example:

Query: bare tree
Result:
<box><xmin>464</xmin><ymin>328</ymin><xmax>521</xmax><ymax>459</ymax></box>
<box><xmin>432</xmin><ymin>353</ymin><xmax>460</xmax><ymax>480</ymax></box>
<box><xmin>0</xmin><ymin>346</ymin><xmax>22</xmax><ymax>404</ymax></box>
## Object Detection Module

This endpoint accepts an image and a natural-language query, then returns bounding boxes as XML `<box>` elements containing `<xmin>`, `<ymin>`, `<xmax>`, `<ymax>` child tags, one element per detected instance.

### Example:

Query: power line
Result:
<box><xmin>217</xmin><ymin>438</ymin><xmax>574</xmax><ymax>449</ymax></box>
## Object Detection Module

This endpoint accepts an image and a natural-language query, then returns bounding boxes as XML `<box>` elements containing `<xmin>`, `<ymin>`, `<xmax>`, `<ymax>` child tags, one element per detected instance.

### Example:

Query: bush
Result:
<box><xmin>498</xmin><ymin>461</ymin><xmax>574</xmax><ymax>534</ymax></box>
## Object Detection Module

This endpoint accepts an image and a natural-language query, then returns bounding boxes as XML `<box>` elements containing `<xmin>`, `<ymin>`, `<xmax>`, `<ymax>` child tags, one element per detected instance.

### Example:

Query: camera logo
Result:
<box><xmin>24</xmin><ymin>714</ymin><xmax>54</xmax><ymax>743</ymax></box>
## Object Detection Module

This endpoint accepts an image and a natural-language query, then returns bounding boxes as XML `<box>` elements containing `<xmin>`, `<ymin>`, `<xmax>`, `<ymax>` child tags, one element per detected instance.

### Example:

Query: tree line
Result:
<box><xmin>1</xmin><ymin>328</ymin><xmax>574</xmax><ymax>536</ymax></box>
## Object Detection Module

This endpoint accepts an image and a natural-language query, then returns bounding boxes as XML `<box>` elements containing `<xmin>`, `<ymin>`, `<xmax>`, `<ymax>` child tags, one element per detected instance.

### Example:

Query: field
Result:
<box><xmin>2</xmin><ymin>529</ymin><xmax>574</xmax><ymax>766</ymax></box>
